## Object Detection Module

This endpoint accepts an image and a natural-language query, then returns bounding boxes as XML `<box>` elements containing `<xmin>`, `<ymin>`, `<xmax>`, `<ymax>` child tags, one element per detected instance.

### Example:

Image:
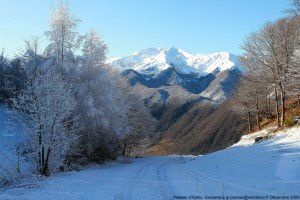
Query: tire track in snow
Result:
<box><xmin>176</xmin><ymin>156</ymin><xmax>222</xmax><ymax>195</ymax></box>
<box><xmin>156</xmin><ymin>159</ymin><xmax>177</xmax><ymax>200</ymax></box>
<box><xmin>120</xmin><ymin>157</ymin><xmax>176</xmax><ymax>200</ymax></box>
<box><xmin>120</xmin><ymin>162</ymin><xmax>150</xmax><ymax>200</ymax></box>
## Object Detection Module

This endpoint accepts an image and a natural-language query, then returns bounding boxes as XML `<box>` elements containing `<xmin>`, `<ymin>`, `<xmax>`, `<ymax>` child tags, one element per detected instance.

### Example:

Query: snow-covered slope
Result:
<box><xmin>2</xmin><ymin>126</ymin><xmax>300</xmax><ymax>199</ymax></box>
<box><xmin>0</xmin><ymin>106</ymin><xmax>23</xmax><ymax>170</ymax></box>
<box><xmin>0</xmin><ymin>105</ymin><xmax>32</xmax><ymax>186</ymax></box>
<box><xmin>108</xmin><ymin>47</ymin><xmax>244</xmax><ymax>76</ymax></box>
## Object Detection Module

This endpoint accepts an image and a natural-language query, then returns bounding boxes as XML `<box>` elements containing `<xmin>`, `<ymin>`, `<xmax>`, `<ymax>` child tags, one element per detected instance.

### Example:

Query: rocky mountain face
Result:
<box><xmin>122</xmin><ymin>66</ymin><xmax>241</xmax><ymax>102</ymax></box>
<box><xmin>109</xmin><ymin>47</ymin><xmax>246</xmax><ymax>155</ymax></box>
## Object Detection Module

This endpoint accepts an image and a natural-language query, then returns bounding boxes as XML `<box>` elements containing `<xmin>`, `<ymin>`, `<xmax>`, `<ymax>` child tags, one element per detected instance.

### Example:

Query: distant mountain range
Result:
<box><xmin>108</xmin><ymin>47</ymin><xmax>246</xmax><ymax>155</ymax></box>
<box><xmin>108</xmin><ymin>47</ymin><xmax>244</xmax><ymax>76</ymax></box>
<box><xmin>109</xmin><ymin>47</ymin><xmax>244</xmax><ymax>102</ymax></box>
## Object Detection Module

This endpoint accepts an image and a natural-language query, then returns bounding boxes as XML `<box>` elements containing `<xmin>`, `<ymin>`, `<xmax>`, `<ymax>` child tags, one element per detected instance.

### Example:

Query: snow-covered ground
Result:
<box><xmin>1</xmin><ymin>126</ymin><xmax>300</xmax><ymax>199</ymax></box>
<box><xmin>0</xmin><ymin>106</ymin><xmax>32</xmax><ymax>187</ymax></box>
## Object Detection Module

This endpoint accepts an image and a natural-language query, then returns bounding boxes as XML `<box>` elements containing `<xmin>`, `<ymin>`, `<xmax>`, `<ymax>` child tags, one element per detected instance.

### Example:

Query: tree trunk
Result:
<box><xmin>128</xmin><ymin>146</ymin><xmax>131</xmax><ymax>156</ymax></box>
<box><xmin>43</xmin><ymin>148</ymin><xmax>51</xmax><ymax>176</ymax></box>
<box><xmin>38</xmin><ymin>132</ymin><xmax>42</xmax><ymax>174</ymax></box>
<box><xmin>17</xmin><ymin>156</ymin><xmax>20</xmax><ymax>173</ymax></box>
<box><xmin>247</xmin><ymin>111</ymin><xmax>252</xmax><ymax>131</ymax></box>
<box><xmin>255</xmin><ymin>89</ymin><xmax>260</xmax><ymax>130</ymax></box>
<box><xmin>256</xmin><ymin>113</ymin><xmax>260</xmax><ymax>130</ymax></box>
<box><xmin>123</xmin><ymin>139</ymin><xmax>127</xmax><ymax>156</ymax></box>
<box><xmin>267</xmin><ymin>94</ymin><xmax>271</xmax><ymax>119</ymax></box>
<box><xmin>279</xmin><ymin>83</ymin><xmax>285</xmax><ymax>127</ymax></box>
<box><xmin>274</xmin><ymin>84</ymin><xmax>280</xmax><ymax>128</ymax></box>
<box><xmin>38</xmin><ymin>151</ymin><xmax>41</xmax><ymax>173</ymax></box>
<box><xmin>41</xmin><ymin>146</ymin><xmax>45</xmax><ymax>175</ymax></box>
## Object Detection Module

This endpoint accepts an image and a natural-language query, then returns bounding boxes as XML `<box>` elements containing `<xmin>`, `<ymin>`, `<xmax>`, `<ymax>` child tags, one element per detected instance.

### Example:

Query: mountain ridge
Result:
<box><xmin>108</xmin><ymin>47</ymin><xmax>244</xmax><ymax>76</ymax></box>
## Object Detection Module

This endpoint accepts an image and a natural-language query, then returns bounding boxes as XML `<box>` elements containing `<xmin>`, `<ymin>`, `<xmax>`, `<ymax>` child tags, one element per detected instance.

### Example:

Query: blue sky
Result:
<box><xmin>0</xmin><ymin>0</ymin><xmax>290</xmax><ymax>58</ymax></box>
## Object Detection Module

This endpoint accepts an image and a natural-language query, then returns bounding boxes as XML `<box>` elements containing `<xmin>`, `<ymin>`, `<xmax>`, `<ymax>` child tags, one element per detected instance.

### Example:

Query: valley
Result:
<box><xmin>1</xmin><ymin>1</ymin><xmax>299</xmax><ymax>199</ymax></box>
<box><xmin>109</xmin><ymin>47</ymin><xmax>245</xmax><ymax>156</ymax></box>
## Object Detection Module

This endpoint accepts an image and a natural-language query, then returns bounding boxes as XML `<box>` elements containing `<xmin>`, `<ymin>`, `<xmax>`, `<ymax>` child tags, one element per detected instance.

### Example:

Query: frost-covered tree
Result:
<box><xmin>287</xmin><ymin>0</ymin><xmax>300</xmax><ymax>16</ymax></box>
<box><xmin>0</xmin><ymin>51</ymin><xmax>29</xmax><ymax>102</ymax></box>
<box><xmin>66</xmin><ymin>31</ymin><xmax>130</xmax><ymax>163</ymax></box>
<box><xmin>72</xmin><ymin>69</ymin><xmax>129</xmax><ymax>162</ymax></box>
<box><xmin>21</xmin><ymin>37</ymin><xmax>44</xmax><ymax>82</ymax></box>
<box><xmin>11</xmin><ymin>70</ymin><xmax>77</xmax><ymax>175</ymax></box>
<box><xmin>0</xmin><ymin>50</ymin><xmax>6</xmax><ymax>86</ymax></box>
<box><xmin>3</xmin><ymin>2</ymin><xmax>156</xmax><ymax>170</ymax></box>
<box><xmin>0</xmin><ymin>50</ymin><xmax>8</xmax><ymax>101</ymax></box>
<box><xmin>6</xmin><ymin>58</ymin><xmax>27</xmax><ymax>96</ymax></box>
<box><xmin>45</xmin><ymin>4</ymin><xmax>80</xmax><ymax>66</ymax></box>
<box><xmin>82</xmin><ymin>30</ymin><xmax>107</xmax><ymax>68</ymax></box>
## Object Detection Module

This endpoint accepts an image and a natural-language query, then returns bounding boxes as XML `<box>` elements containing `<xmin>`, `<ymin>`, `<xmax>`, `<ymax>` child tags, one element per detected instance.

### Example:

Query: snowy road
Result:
<box><xmin>1</xmin><ymin>156</ymin><xmax>202</xmax><ymax>200</ymax></box>
<box><xmin>1</xmin><ymin>127</ymin><xmax>300</xmax><ymax>200</ymax></box>
<box><xmin>120</xmin><ymin>157</ymin><xmax>177</xmax><ymax>200</ymax></box>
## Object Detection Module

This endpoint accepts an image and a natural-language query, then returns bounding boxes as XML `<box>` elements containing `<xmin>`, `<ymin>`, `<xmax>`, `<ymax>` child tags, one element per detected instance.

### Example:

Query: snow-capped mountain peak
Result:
<box><xmin>108</xmin><ymin>47</ymin><xmax>244</xmax><ymax>76</ymax></box>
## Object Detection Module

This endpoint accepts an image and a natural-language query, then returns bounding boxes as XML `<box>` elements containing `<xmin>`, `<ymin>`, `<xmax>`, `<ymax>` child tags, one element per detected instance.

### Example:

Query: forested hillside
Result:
<box><xmin>0</xmin><ymin>4</ymin><xmax>156</xmax><ymax>185</ymax></box>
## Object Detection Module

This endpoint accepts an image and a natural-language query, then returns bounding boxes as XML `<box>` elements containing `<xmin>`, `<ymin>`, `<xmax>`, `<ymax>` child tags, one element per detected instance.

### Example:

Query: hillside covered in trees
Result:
<box><xmin>0</xmin><ymin>4</ymin><xmax>156</xmax><ymax>183</ymax></box>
